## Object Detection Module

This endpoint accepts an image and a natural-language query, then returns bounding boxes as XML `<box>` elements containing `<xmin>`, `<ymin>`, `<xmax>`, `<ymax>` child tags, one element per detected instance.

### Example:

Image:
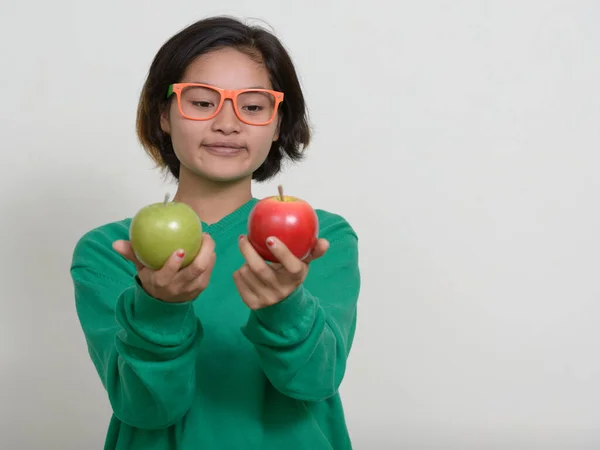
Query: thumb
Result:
<box><xmin>112</xmin><ymin>240</ymin><xmax>143</xmax><ymax>270</ymax></box>
<box><xmin>304</xmin><ymin>239</ymin><xmax>329</xmax><ymax>263</ymax></box>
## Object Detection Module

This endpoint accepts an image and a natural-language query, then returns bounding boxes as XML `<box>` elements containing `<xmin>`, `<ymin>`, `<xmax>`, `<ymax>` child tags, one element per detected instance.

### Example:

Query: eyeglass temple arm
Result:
<box><xmin>166</xmin><ymin>84</ymin><xmax>174</xmax><ymax>99</ymax></box>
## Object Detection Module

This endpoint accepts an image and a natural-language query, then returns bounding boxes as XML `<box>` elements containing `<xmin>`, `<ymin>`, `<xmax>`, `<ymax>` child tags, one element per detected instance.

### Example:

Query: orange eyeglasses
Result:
<box><xmin>166</xmin><ymin>83</ymin><xmax>284</xmax><ymax>126</ymax></box>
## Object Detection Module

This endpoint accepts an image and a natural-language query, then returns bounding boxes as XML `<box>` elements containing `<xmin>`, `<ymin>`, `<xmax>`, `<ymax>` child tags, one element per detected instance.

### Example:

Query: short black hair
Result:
<box><xmin>136</xmin><ymin>16</ymin><xmax>311</xmax><ymax>182</ymax></box>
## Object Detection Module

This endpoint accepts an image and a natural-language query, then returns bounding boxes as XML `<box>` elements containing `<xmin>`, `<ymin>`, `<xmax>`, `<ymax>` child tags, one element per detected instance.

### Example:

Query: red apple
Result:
<box><xmin>247</xmin><ymin>185</ymin><xmax>319</xmax><ymax>263</ymax></box>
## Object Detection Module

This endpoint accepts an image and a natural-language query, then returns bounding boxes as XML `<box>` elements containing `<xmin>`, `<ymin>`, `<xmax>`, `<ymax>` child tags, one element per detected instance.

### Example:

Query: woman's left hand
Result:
<box><xmin>234</xmin><ymin>235</ymin><xmax>329</xmax><ymax>310</ymax></box>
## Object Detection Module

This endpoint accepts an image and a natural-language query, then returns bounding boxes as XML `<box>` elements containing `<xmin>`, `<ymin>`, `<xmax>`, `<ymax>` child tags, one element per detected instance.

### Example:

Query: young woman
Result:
<box><xmin>70</xmin><ymin>15</ymin><xmax>361</xmax><ymax>450</ymax></box>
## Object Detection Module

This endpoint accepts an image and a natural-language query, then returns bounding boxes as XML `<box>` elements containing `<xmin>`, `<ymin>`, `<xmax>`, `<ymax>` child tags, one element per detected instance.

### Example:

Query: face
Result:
<box><xmin>160</xmin><ymin>47</ymin><xmax>281</xmax><ymax>183</ymax></box>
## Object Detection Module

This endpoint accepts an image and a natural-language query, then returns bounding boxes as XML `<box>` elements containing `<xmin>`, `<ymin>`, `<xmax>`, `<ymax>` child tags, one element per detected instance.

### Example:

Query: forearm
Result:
<box><xmin>243</xmin><ymin>286</ymin><xmax>355</xmax><ymax>401</ymax></box>
<box><xmin>242</xmin><ymin>227</ymin><xmax>361</xmax><ymax>402</ymax></box>
<box><xmin>73</xmin><ymin>270</ymin><xmax>202</xmax><ymax>429</ymax></box>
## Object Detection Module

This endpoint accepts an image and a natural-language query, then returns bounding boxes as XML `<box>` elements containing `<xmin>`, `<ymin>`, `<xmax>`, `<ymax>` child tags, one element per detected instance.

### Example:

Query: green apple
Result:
<box><xmin>129</xmin><ymin>194</ymin><xmax>203</xmax><ymax>270</ymax></box>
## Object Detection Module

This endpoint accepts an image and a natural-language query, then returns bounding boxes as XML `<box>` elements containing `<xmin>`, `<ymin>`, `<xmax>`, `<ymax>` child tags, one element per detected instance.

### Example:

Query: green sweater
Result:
<box><xmin>70</xmin><ymin>198</ymin><xmax>361</xmax><ymax>450</ymax></box>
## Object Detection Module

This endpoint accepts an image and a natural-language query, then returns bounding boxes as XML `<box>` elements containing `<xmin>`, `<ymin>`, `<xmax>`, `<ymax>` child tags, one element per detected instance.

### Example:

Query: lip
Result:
<box><xmin>203</xmin><ymin>142</ymin><xmax>245</xmax><ymax>149</ymax></box>
<box><xmin>202</xmin><ymin>143</ymin><xmax>245</xmax><ymax>156</ymax></box>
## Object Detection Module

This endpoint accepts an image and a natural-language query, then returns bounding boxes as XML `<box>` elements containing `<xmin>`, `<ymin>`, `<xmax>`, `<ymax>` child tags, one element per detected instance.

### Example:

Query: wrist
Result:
<box><xmin>131</xmin><ymin>276</ymin><xmax>196</xmax><ymax>337</ymax></box>
<box><xmin>253</xmin><ymin>285</ymin><xmax>315</xmax><ymax>334</ymax></box>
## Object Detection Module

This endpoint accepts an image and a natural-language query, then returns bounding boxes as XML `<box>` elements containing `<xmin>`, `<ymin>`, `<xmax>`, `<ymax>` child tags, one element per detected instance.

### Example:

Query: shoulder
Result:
<box><xmin>71</xmin><ymin>218</ymin><xmax>135</xmax><ymax>284</ymax></box>
<box><xmin>315</xmin><ymin>208</ymin><xmax>358</xmax><ymax>245</ymax></box>
<box><xmin>72</xmin><ymin>218</ymin><xmax>131</xmax><ymax>260</ymax></box>
<box><xmin>305</xmin><ymin>208</ymin><xmax>361</xmax><ymax>288</ymax></box>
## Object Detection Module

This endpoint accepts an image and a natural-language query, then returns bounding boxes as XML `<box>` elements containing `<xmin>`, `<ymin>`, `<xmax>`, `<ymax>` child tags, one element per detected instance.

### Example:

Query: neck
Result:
<box><xmin>173</xmin><ymin>167</ymin><xmax>253</xmax><ymax>225</ymax></box>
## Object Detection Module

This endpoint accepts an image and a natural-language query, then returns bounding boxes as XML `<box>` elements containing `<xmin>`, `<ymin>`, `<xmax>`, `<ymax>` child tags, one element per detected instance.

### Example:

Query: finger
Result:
<box><xmin>185</xmin><ymin>251</ymin><xmax>217</xmax><ymax>292</ymax></box>
<box><xmin>304</xmin><ymin>238</ymin><xmax>330</xmax><ymax>264</ymax></box>
<box><xmin>152</xmin><ymin>249</ymin><xmax>186</xmax><ymax>287</ymax></box>
<box><xmin>239</xmin><ymin>235</ymin><xmax>277</xmax><ymax>284</ymax></box>
<box><xmin>233</xmin><ymin>269</ymin><xmax>261</xmax><ymax>309</ymax></box>
<box><xmin>175</xmin><ymin>233</ymin><xmax>215</xmax><ymax>284</ymax></box>
<box><xmin>264</xmin><ymin>237</ymin><xmax>305</xmax><ymax>275</ymax></box>
<box><xmin>112</xmin><ymin>240</ymin><xmax>144</xmax><ymax>270</ymax></box>
<box><xmin>239</xmin><ymin>263</ymin><xmax>268</xmax><ymax>293</ymax></box>
<box><xmin>239</xmin><ymin>263</ymin><xmax>283</xmax><ymax>306</ymax></box>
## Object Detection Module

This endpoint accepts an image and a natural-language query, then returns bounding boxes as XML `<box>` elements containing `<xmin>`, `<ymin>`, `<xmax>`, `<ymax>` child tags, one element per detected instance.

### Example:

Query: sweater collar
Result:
<box><xmin>201</xmin><ymin>197</ymin><xmax>258</xmax><ymax>235</ymax></box>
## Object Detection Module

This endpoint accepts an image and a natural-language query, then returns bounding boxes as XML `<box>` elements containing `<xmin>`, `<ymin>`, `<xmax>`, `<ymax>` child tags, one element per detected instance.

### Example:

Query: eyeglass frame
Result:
<box><xmin>166</xmin><ymin>83</ymin><xmax>285</xmax><ymax>126</ymax></box>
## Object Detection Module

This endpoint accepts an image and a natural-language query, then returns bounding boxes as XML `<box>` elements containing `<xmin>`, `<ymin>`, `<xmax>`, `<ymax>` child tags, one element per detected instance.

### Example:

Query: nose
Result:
<box><xmin>211</xmin><ymin>99</ymin><xmax>241</xmax><ymax>134</ymax></box>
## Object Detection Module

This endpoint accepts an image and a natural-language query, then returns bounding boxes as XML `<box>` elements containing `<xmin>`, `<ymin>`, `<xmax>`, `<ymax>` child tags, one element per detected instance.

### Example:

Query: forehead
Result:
<box><xmin>181</xmin><ymin>47</ymin><xmax>273</xmax><ymax>90</ymax></box>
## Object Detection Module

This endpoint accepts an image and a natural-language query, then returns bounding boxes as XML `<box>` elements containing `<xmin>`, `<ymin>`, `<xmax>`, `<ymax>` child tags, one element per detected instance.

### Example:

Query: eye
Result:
<box><xmin>191</xmin><ymin>101</ymin><xmax>214</xmax><ymax>108</ymax></box>
<box><xmin>243</xmin><ymin>104</ymin><xmax>264</xmax><ymax>112</ymax></box>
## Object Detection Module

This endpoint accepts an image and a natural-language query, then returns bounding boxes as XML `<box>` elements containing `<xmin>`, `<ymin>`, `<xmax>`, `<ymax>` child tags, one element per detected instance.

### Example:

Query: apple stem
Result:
<box><xmin>278</xmin><ymin>185</ymin><xmax>284</xmax><ymax>201</ymax></box>
<box><xmin>163</xmin><ymin>193</ymin><xmax>170</xmax><ymax>206</ymax></box>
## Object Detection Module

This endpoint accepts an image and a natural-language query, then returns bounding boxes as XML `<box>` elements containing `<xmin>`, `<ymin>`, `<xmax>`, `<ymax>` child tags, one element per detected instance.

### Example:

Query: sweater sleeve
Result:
<box><xmin>70</xmin><ymin>232</ymin><xmax>202</xmax><ymax>430</ymax></box>
<box><xmin>241</xmin><ymin>218</ymin><xmax>360</xmax><ymax>402</ymax></box>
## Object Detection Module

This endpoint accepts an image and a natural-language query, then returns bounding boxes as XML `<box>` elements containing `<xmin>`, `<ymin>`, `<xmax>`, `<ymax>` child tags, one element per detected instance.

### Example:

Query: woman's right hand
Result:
<box><xmin>112</xmin><ymin>233</ymin><xmax>216</xmax><ymax>303</ymax></box>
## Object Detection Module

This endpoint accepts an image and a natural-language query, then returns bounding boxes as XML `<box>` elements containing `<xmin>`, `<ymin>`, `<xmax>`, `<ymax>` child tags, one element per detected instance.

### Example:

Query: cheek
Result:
<box><xmin>170</xmin><ymin>119</ymin><xmax>206</xmax><ymax>153</ymax></box>
<box><xmin>249</xmin><ymin>126</ymin><xmax>278</xmax><ymax>155</ymax></box>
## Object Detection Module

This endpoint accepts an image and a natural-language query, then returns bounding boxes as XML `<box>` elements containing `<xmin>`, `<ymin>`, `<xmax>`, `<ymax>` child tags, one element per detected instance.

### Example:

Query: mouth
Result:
<box><xmin>202</xmin><ymin>142</ymin><xmax>246</xmax><ymax>156</ymax></box>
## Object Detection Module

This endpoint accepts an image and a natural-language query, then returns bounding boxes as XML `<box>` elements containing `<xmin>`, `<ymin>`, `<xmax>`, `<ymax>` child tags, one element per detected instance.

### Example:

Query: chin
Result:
<box><xmin>178</xmin><ymin>155</ymin><xmax>265</xmax><ymax>184</ymax></box>
<box><xmin>191</xmin><ymin>166</ymin><xmax>255</xmax><ymax>183</ymax></box>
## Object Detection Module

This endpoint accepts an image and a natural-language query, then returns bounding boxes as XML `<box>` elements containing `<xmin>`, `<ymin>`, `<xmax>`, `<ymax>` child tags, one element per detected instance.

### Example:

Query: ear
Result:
<box><xmin>272</xmin><ymin>116</ymin><xmax>281</xmax><ymax>142</ymax></box>
<box><xmin>160</xmin><ymin>109</ymin><xmax>171</xmax><ymax>134</ymax></box>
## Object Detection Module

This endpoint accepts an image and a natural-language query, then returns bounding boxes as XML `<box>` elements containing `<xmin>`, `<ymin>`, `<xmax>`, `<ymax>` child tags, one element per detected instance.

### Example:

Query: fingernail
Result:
<box><xmin>176</xmin><ymin>250</ymin><xmax>185</xmax><ymax>258</ymax></box>
<box><xmin>239</xmin><ymin>235</ymin><xmax>245</xmax><ymax>242</ymax></box>
<box><xmin>266</xmin><ymin>237</ymin><xmax>275</xmax><ymax>247</ymax></box>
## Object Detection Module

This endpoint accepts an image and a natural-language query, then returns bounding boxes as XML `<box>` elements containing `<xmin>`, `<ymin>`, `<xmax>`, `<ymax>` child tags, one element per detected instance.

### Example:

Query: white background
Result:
<box><xmin>1</xmin><ymin>1</ymin><xmax>599</xmax><ymax>449</ymax></box>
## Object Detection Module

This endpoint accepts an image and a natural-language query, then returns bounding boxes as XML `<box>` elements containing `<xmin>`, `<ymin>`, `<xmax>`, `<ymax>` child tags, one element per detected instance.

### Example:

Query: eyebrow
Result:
<box><xmin>189</xmin><ymin>80</ymin><xmax>268</xmax><ymax>89</ymax></box>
